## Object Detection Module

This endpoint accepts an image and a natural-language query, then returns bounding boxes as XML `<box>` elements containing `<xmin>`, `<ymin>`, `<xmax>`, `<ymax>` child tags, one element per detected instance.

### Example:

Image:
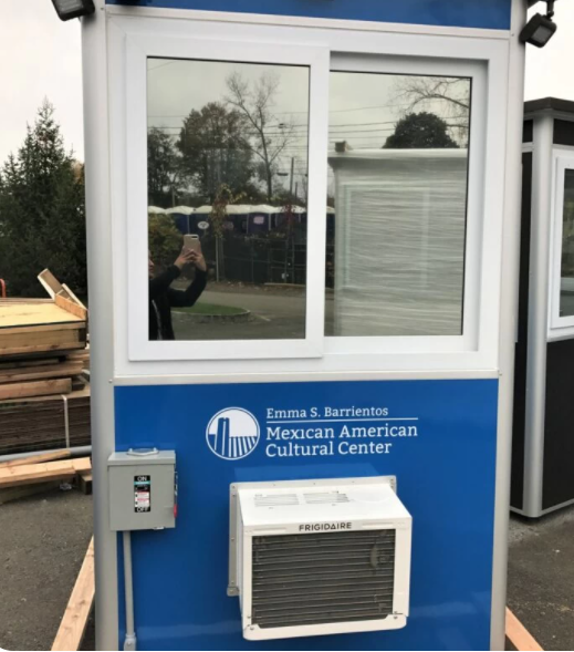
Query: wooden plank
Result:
<box><xmin>0</xmin><ymin>457</ymin><xmax>91</xmax><ymax>488</ymax></box>
<box><xmin>0</xmin><ymin>322</ymin><xmax>83</xmax><ymax>337</ymax></box>
<box><xmin>0</xmin><ymin>358</ymin><xmax>59</xmax><ymax>370</ymax></box>
<box><xmin>0</xmin><ymin>449</ymin><xmax>71</xmax><ymax>469</ymax></box>
<box><xmin>0</xmin><ymin>298</ymin><xmax>52</xmax><ymax>304</ymax></box>
<box><xmin>37</xmin><ymin>269</ymin><xmax>65</xmax><ymax>299</ymax></box>
<box><xmin>51</xmin><ymin>537</ymin><xmax>95</xmax><ymax>652</ymax></box>
<box><xmin>0</xmin><ymin>331</ymin><xmax>82</xmax><ymax>351</ymax></box>
<box><xmin>62</xmin><ymin>284</ymin><xmax>87</xmax><ymax>310</ymax></box>
<box><xmin>0</xmin><ymin>385</ymin><xmax>90</xmax><ymax>406</ymax></box>
<box><xmin>506</xmin><ymin>607</ymin><xmax>544</xmax><ymax>651</ymax></box>
<box><xmin>0</xmin><ymin>362</ymin><xmax>84</xmax><ymax>384</ymax></box>
<box><xmin>55</xmin><ymin>294</ymin><xmax>87</xmax><ymax>320</ymax></box>
<box><xmin>79</xmin><ymin>473</ymin><xmax>92</xmax><ymax>495</ymax></box>
<box><xmin>0</xmin><ymin>342</ymin><xmax>85</xmax><ymax>357</ymax></box>
<box><xmin>0</xmin><ymin>378</ymin><xmax>72</xmax><ymax>401</ymax></box>
<box><xmin>0</xmin><ymin>302</ymin><xmax>84</xmax><ymax>328</ymax></box>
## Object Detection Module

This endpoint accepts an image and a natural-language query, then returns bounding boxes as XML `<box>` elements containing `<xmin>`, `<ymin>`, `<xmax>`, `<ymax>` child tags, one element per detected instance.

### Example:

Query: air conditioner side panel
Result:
<box><xmin>394</xmin><ymin>522</ymin><xmax>413</xmax><ymax>617</ymax></box>
<box><xmin>240</xmin><ymin>525</ymin><xmax>252</xmax><ymax>636</ymax></box>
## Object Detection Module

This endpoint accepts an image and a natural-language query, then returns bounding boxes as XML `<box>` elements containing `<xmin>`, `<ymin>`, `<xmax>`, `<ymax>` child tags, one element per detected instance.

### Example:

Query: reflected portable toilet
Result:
<box><xmin>166</xmin><ymin>206</ymin><xmax>196</xmax><ymax>234</ymax></box>
<box><xmin>512</xmin><ymin>98</ymin><xmax>574</xmax><ymax>517</ymax></box>
<box><xmin>81</xmin><ymin>1</ymin><xmax>529</xmax><ymax>650</ymax></box>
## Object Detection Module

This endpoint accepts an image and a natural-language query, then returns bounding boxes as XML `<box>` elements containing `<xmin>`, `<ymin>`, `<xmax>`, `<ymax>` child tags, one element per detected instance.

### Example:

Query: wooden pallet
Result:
<box><xmin>0</xmin><ymin>271</ymin><xmax>87</xmax><ymax>360</ymax></box>
<box><xmin>0</xmin><ymin>273</ymin><xmax>89</xmax><ymax>408</ymax></box>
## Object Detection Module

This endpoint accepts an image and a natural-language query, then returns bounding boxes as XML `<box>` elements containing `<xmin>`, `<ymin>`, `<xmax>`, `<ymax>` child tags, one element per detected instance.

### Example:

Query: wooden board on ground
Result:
<box><xmin>0</xmin><ymin>480</ymin><xmax>63</xmax><ymax>505</ymax></box>
<box><xmin>0</xmin><ymin>449</ymin><xmax>71</xmax><ymax>469</ymax></box>
<box><xmin>52</xmin><ymin>537</ymin><xmax>95</xmax><ymax>652</ymax></box>
<box><xmin>0</xmin><ymin>378</ymin><xmax>72</xmax><ymax>401</ymax></box>
<box><xmin>79</xmin><ymin>473</ymin><xmax>92</xmax><ymax>495</ymax></box>
<box><xmin>0</xmin><ymin>457</ymin><xmax>91</xmax><ymax>488</ymax></box>
<box><xmin>506</xmin><ymin>607</ymin><xmax>544</xmax><ymax>651</ymax></box>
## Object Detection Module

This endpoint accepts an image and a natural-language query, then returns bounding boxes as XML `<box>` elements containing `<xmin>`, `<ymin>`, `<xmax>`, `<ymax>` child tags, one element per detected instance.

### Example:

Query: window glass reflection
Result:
<box><xmin>560</xmin><ymin>169</ymin><xmax>574</xmax><ymax>318</ymax></box>
<box><xmin>326</xmin><ymin>72</ymin><xmax>472</xmax><ymax>337</ymax></box>
<box><xmin>147</xmin><ymin>58</ymin><xmax>310</xmax><ymax>341</ymax></box>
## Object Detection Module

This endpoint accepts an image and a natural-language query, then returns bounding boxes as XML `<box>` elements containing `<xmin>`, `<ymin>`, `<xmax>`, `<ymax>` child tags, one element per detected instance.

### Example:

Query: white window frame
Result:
<box><xmin>549</xmin><ymin>153</ymin><xmax>574</xmax><ymax>340</ymax></box>
<box><xmin>123</xmin><ymin>32</ymin><xmax>329</xmax><ymax>361</ymax></box>
<box><xmin>107</xmin><ymin>12</ymin><xmax>509</xmax><ymax>377</ymax></box>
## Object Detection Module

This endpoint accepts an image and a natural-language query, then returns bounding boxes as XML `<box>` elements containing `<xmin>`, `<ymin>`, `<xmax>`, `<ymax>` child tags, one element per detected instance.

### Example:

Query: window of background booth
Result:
<box><xmin>560</xmin><ymin>168</ymin><xmax>574</xmax><ymax>319</ymax></box>
<box><xmin>325</xmin><ymin>71</ymin><xmax>472</xmax><ymax>337</ymax></box>
<box><xmin>146</xmin><ymin>58</ymin><xmax>310</xmax><ymax>341</ymax></box>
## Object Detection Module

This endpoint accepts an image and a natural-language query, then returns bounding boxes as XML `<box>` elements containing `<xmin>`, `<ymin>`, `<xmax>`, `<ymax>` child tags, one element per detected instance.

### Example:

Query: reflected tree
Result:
<box><xmin>148</xmin><ymin>127</ymin><xmax>182</xmax><ymax>207</ymax></box>
<box><xmin>209</xmin><ymin>184</ymin><xmax>244</xmax><ymax>282</ymax></box>
<box><xmin>226</xmin><ymin>72</ymin><xmax>294</xmax><ymax>202</ymax></box>
<box><xmin>393</xmin><ymin>76</ymin><xmax>470</xmax><ymax>146</ymax></box>
<box><xmin>177</xmin><ymin>102</ymin><xmax>254</xmax><ymax>203</ymax></box>
<box><xmin>384</xmin><ymin>113</ymin><xmax>458</xmax><ymax>149</ymax></box>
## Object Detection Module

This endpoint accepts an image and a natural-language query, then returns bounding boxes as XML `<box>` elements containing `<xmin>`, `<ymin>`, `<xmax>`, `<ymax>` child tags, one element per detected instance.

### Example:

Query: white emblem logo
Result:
<box><xmin>206</xmin><ymin>408</ymin><xmax>260</xmax><ymax>460</ymax></box>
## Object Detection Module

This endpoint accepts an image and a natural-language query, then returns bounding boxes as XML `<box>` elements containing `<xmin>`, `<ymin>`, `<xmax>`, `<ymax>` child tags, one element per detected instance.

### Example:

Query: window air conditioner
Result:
<box><xmin>228</xmin><ymin>477</ymin><xmax>412</xmax><ymax>641</ymax></box>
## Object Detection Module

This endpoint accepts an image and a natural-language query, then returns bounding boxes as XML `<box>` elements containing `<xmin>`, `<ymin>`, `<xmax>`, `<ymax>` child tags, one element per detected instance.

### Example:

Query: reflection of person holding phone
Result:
<box><xmin>149</xmin><ymin>244</ymin><xmax>207</xmax><ymax>340</ymax></box>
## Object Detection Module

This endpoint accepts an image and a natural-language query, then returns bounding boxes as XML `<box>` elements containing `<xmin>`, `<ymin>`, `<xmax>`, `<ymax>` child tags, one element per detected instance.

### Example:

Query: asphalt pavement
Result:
<box><xmin>1</xmin><ymin>481</ymin><xmax>573</xmax><ymax>651</ymax></box>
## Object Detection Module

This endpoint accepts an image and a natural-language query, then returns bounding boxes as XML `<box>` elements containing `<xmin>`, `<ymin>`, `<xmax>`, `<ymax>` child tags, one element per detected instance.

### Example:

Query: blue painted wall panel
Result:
<box><xmin>106</xmin><ymin>0</ymin><xmax>512</xmax><ymax>31</ymax></box>
<box><xmin>115</xmin><ymin>378</ymin><xmax>498</xmax><ymax>651</ymax></box>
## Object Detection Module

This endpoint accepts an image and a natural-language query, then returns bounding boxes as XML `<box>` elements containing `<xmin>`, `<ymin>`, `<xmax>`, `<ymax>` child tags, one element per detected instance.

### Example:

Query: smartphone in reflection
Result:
<box><xmin>183</xmin><ymin>234</ymin><xmax>201</xmax><ymax>253</ymax></box>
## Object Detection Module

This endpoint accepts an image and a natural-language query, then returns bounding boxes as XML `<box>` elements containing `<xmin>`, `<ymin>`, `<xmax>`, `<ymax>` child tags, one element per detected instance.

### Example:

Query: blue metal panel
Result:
<box><xmin>115</xmin><ymin>378</ymin><xmax>498</xmax><ymax>651</ymax></box>
<box><xmin>105</xmin><ymin>0</ymin><xmax>512</xmax><ymax>31</ymax></box>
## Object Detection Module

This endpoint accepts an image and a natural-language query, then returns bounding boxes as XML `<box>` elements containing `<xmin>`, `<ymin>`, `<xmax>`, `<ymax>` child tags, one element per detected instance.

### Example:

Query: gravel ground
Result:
<box><xmin>0</xmin><ymin>487</ymin><xmax>92</xmax><ymax>651</ymax></box>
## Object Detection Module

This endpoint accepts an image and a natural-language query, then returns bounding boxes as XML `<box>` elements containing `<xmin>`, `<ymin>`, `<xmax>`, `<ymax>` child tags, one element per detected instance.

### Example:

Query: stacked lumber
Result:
<box><xmin>0</xmin><ymin>271</ymin><xmax>88</xmax><ymax>402</ymax></box>
<box><xmin>0</xmin><ymin>272</ymin><xmax>91</xmax><ymax>455</ymax></box>
<box><xmin>0</xmin><ymin>387</ymin><xmax>90</xmax><ymax>455</ymax></box>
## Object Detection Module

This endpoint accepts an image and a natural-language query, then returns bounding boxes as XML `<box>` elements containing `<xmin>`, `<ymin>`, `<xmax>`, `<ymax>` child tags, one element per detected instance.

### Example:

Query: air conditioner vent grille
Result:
<box><xmin>303</xmin><ymin>491</ymin><xmax>350</xmax><ymax>504</ymax></box>
<box><xmin>251</xmin><ymin>529</ymin><xmax>396</xmax><ymax>629</ymax></box>
<box><xmin>254</xmin><ymin>494</ymin><xmax>299</xmax><ymax>507</ymax></box>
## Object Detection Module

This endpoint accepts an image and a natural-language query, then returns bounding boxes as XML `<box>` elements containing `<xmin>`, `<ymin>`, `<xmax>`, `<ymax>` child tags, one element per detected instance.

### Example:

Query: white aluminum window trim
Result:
<box><xmin>124</xmin><ymin>31</ymin><xmax>329</xmax><ymax>361</ymax></box>
<box><xmin>548</xmin><ymin>152</ymin><xmax>574</xmax><ymax>340</ymax></box>
<box><xmin>107</xmin><ymin>14</ymin><xmax>508</xmax><ymax>377</ymax></box>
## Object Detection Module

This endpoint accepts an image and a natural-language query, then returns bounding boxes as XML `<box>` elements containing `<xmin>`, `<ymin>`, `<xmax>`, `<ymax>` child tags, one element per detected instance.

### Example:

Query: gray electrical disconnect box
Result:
<box><xmin>108</xmin><ymin>449</ymin><xmax>176</xmax><ymax>531</ymax></box>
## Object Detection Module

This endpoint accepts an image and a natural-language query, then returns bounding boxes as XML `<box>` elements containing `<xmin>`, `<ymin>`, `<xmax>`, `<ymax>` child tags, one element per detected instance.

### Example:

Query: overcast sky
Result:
<box><xmin>0</xmin><ymin>0</ymin><xmax>573</xmax><ymax>167</ymax></box>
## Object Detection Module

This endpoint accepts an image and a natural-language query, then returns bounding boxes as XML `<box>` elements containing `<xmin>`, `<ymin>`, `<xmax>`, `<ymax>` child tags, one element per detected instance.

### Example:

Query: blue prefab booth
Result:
<box><xmin>83</xmin><ymin>1</ymin><xmax>529</xmax><ymax>650</ymax></box>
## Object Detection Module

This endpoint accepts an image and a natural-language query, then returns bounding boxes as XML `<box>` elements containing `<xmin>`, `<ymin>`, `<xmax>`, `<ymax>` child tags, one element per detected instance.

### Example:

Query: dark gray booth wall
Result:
<box><xmin>511</xmin><ymin>113</ymin><xmax>574</xmax><ymax>513</ymax></box>
<box><xmin>511</xmin><ymin>150</ymin><xmax>532</xmax><ymax>512</ymax></box>
<box><xmin>542</xmin><ymin>119</ymin><xmax>574</xmax><ymax>510</ymax></box>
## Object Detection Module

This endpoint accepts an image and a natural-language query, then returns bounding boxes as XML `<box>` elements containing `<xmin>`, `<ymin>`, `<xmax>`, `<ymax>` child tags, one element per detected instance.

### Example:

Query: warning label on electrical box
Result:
<box><xmin>134</xmin><ymin>475</ymin><xmax>151</xmax><ymax>512</ymax></box>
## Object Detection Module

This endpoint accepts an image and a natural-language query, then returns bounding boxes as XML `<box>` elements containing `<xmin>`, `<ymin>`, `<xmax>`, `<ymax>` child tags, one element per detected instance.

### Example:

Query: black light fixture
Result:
<box><xmin>520</xmin><ymin>1</ymin><xmax>557</xmax><ymax>48</ymax></box>
<box><xmin>51</xmin><ymin>0</ymin><xmax>96</xmax><ymax>22</ymax></box>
